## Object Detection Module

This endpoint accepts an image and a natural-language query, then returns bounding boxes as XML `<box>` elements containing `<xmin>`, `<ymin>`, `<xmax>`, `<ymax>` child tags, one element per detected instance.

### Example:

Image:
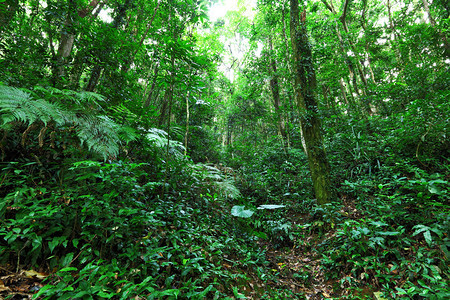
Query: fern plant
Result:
<box><xmin>146</xmin><ymin>127</ymin><xmax>186</xmax><ymax>159</ymax></box>
<box><xmin>190</xmin><ymin>163</ymin><xmax>241</xmax><ymax>200</ymax></box>
<box><xmin>0</xmin><ymin>85</ymin><xmax>137</xmax><ymax>159</ymax></box>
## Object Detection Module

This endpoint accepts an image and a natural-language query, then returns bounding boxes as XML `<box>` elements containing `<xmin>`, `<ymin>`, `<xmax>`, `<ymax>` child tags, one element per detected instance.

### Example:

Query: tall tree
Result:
<box><xmin>289</xmin><ymin>0</ymin><xmax>331</xmax><ymax>205</ymax></box>
<box><xmin>85</xmin><ymin>0</ymin><xmax>134</xmax><ymax>92</ymax></box>
<box><xmin>53</xmin><ymin>0</ymin><xmax>102</xmax><ymax>86</ymax></box>
<box><xmin>268</xmin><ymin>35</ymin><xmax>287</xmax><ymax>149</ymax></box>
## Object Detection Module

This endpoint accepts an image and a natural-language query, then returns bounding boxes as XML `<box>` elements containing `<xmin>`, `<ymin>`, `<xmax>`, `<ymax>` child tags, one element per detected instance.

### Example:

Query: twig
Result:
<box><xmin>0</xmin><ymin>169</ymin><xmax>11</xmax><ymax>188</ymax></box>
<box><xmin>67</xmin><ymin>234</ymin><xmax>97</xmax><ymax>267</ymax></box>
<box><xmin>0</xmin><ymin>266</ymin><xmax>15</xmax><ymax>274</ymax></box>
<box><xmin>17</xmin><ymin>240</ymin><xmax>31</xmax><ymax>273</ymax></box>
<box><xmin>416</xmin><ymin>124</ymin><xmax>434</xmax><ymax>168</ymax></box>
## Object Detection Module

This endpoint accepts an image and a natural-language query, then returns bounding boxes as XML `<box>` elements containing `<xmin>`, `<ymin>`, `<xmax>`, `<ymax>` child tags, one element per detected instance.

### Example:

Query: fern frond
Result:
<box><xmin>0</xmin><ymin>85</ymin><xmax>127</xmax><ymax>159</ymax></box>
<box><xmin>110</xmin><ymin>103</ymin><xmax>138</xmax><ymax>123</ymax></box>
<box><xmin>30</xmin><ymin>98</ymin><xmax>72</xmax><ymax>125</ymax></box>
<box><xmin>146</xmin><ymin>127</ymin><xmax>186</xmax><ymax>158</ymax></box>
<box><xmin>115</xmin><ymin>125</ymin><xmax>138</xmax><ymax>144</ymax></box>
<box><xmin>74</xmin><ymin>91</ymin><xmax>106</xmax><ymax>109</ymax></box>
<box><xmin>77</xmin><ymin>116</ymin><xmax>120</xmax><ymax>159</ymax></box>
<box><xmin>214</xmin><ymin>178</ymin><xmax>241</xmax><ymax>199</ymax></box>
<box><xmin>191</xmin><ymin>163</ymin><xmax>241</xmax><ymax>200</ymax></box>
<box><xmin>0</xmin><ymin>85</ymin><xmax>72</xmax><ymax>127</ymax></box>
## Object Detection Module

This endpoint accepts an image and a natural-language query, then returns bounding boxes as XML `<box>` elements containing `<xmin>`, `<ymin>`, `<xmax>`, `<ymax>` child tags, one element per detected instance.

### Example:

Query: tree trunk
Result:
<box><xmin>338</xmin><ymin>0</ymin><xmax>369</xmax><ymax>90</ymax></box>
<box><xmin>158</xmin><ymin>90</ymin><xmax>170</xmax><ymax>127</ymax></box>
<box><xmin>121</xmin><ymin>1</ymin><xmax>160</xmax><ymax>73</ymax></box>
<box><xmin>339</xmin><ymin>77</ymin><xmax>348</xmax><ymax>105</ymax></box>
<box><xmin>422</xmin><ymin>0</ymin><xmax>450</xmax><ymax>57</ymax></box>
<box><xmin>289</xmin><ymin>0</ymin><xmax>332</xmax><ymax>205</ymax></box>
<box><xmin>85</xmin><ymin>0</ymin><xmax>133</xmax><ymax>91</ymax></box>
<box><xmin>268</xmin><ymin>36</ymin><xmax>287</xmax><ymax>149</ymax></box>
<box><xmin>143</xmin><ymin>61</ymin><xmax>160</xmax><ymax>108</ymax></box>
<box><xmin>54</xmin><ymin>0</ymin><xmax>101</xmax><ymax>86</ymax></box>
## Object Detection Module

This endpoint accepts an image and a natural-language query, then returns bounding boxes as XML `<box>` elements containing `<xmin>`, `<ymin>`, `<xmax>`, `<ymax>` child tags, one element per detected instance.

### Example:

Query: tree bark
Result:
<box><xmin>338</xmin><ymin>0</ymin><xmax>369</xmax><ymax>90</ymax></box>
<box><xmin>360</xmin><ymin>2</ymin><xmax>376</xmax><ymax>84</ymax></box>
<box><xmin>143</xmin><ymin>61</ymin><xmax>160</xmax><ymax>108</ymax></box>
<box><xmin>85</xmin><ymin>0</ymin><xmax>133</xmax><ymax>91</ymax></box>
<box><xmin>121</xmin><ymin>1</ymin><xmax>161</xmax><ymax>72</ymax></box>
<box><xmin>322</xmin><ymin>0</ymin><xmax>372</xmax><ymax>115</ymax></box>
<box><xmin>268</xmin><ymin>36</ymin><xmax>287</xmax><ymax>149</ymax></box>
<box><xmin>54</xmin><ymin>0</ymin><xmax>101</xmax><ymax>85</ymax></box>
<box><xmin>422</xmin><ymin>0</ymin><xmax>450</xmax><ymax>57</ymax></box>
<box><xmin>289</xmin><ymin>0</ymin><xmax>332</xmax><ymax>205</ymax></box>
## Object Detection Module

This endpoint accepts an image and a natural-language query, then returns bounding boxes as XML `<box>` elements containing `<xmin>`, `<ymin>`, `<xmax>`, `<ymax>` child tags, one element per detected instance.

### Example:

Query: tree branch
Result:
<box><xmin>320</xmin><ymin>0</ymin><xmax>334</xmax><ymax>13</ymax></box>
<box><xmin>340</xmin><ymin>0</ymin><xmax>350</xmax><ymax>24</ymax></box>
<box><xmin>78</xmin><ymin>0</ymin><xmax>101</xmax><ymax>18</ymax></box>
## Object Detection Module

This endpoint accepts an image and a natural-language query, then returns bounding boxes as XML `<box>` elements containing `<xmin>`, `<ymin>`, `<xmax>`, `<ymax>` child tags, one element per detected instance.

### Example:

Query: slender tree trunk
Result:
<box><xmin>339</xmin><ymin>77</ymin><xmax>348</xmax><ymax>105</ymax></box>
<box><xmin>422</xmin><ymin>0</ymin><xmax>450</xmax><ymax>57</ymax></box>
<box><xmin>121</xmin><ymin>1</ymin><xmax>161</xmax><ymax>72</ymax></box>
<box><xmin>290</xmin><ymin>0</ymin><xmax>332</xmax><ymax>205</ymax></box>
<box><xmin>54</xmin><ymin>0</ymin><xmax>101</xmax><ymax>86</ymax></box>
<box><xmin>322</xmin><ymin>0</ymin><xmax>372</xmax><ymax>116</ymax></box>
<box><xmin>332</xmin><ymin>19</ymin><xmax>361</xmax><ymax>96</ymax></box>
<box><xmin>268</xmin><ymin>36</ymin><xmax>287</xmax><ymax>149</ymax></box>
<box><xmin>184</xmin><ymin>91</ymin><xmax>190</xmax><ymax>156</ymax></box>
<box><xmin>360</xmin><ymin>4</ymin><xmax>376</xmax><ymax>84</ymax></box>
<box><xmin>338</xmin><ymin>0</ymin><xmax>369</xmax><ymax>90</ymax></box>
<box><xmin>158</xmin><ymin>90</ymin><xmax>170</xmax><ymax>127</ymax></box>
<box><xmin>143</xmin><ymin>61</ymin><xmax>160</xmax><ymax>108</ymax></box>
<box><xmin>386</xmin><ymin>0</ymin><xmax>403</xmax><ymax>72</ymax></box>
<box><xmin>85</xmin><ymin>0</ymin><xmax>133</xmax><ymax>91</ymax></box>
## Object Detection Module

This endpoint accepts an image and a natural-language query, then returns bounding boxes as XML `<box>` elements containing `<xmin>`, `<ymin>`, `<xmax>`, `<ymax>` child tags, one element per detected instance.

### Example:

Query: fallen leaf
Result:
<box><xmin>23</xmin><ymin>270</ymin><xmax>48</xmax><ymax>280</ymax></box>
<box><xmin>374</xmin><ymin>291</ymin><xmax>388</xmax><ymax>300</ymax></box>
<box><xmin>322</xmin><ymin>291</ymin><xmax>331</xmax><ymax>298</ymax></box>
<box><xmin>0</xmin><ymin>279</ymin><xmax>11</xmax><ymax>292</ymax></box>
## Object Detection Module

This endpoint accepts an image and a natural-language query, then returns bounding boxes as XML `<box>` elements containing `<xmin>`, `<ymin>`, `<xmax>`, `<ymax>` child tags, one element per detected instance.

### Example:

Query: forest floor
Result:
<box><xmin>0</xmin><ymin>200</ymin><xmax>368</xmax><ymax>300</ymax></box>
<box><xmin>259</xmin><ymin>198</ymin><xmax>377</xmax><ymax>300</ymax></box>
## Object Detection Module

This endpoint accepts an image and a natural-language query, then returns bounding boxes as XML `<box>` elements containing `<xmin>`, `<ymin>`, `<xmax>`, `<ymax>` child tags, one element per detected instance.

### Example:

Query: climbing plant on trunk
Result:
<box><xmin>289</xmin><ymin>0</ymin><xmax>332</xmax><ymax>205</ymax></box>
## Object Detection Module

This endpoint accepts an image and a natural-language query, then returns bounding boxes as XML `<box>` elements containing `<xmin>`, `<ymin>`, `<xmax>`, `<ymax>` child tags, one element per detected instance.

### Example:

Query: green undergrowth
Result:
<box><xmin>225</xmin><ymin>114</ymin><xmax>449</xmax><ymax>299</ymax></box>
<box><xmin>1</xmin><ymin>85</ymin><xmax>449</xmax><ymax>299</ymax></box>
<box><xmin>0</xmin><ymin>159</ymin><xmax>279</xmax><ymax>299</ymax></box>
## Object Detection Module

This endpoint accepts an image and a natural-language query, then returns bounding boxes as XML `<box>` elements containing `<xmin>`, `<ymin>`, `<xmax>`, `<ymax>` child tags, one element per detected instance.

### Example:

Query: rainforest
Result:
<box><xmin>0</xmin><ymin>0</ymin><xmax>449</xmax><ymax>299</ymax></box>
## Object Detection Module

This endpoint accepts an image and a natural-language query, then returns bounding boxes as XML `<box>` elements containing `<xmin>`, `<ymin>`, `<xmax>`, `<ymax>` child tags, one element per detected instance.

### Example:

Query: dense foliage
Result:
<box><xmin>0</xmin><ymin>0</ymin><xmax>448</xmax><ymax>299</ymax></box>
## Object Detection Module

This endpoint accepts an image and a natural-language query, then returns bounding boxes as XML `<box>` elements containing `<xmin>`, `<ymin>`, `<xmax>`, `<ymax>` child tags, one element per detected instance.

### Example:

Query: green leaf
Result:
<box><xmin>257</xmin><ymin>204</ymin><xmax>286</xmax><ymax>210</ymax></box>
<box><xmin>231</xmin><ymin>205</ymin><xmax>254</xmax><ymax>218</ymax></box>
<box><xmin>60</xmin><ymin>253</ymin><xmax>74</xmax><ymax>268</ymax></box>
<box><xmin>373</xmin><ymin>291</ymin><xmax>388</xmax><ymax>300</ymax></box>
<box><xmin>423</xmin><ymin>230</ymin><xmax>432</xmax><ymax>246</ymax></box>
<box><xmin>32</xmin><ymin>284</ymin><xmax>53</xmax><ymax>298</ymax></box>
<box><xmin>97</xmin><ymin>291</ymin><xmax>115</xmax><ymax>298</ymax></box>
<box><xmin>428</xmin><ymin>183</ymin><xmax>442</xmax><ymax>195</ymax></box>
<box><xmin>48</xmin><ymin>239</ymin><xmax>59</xmax><ymax>253</ymax></box>
<box><xmin>370</xmin><ymin>221</ymin><xmax>388</xmax><ymax>227</ymax></box>
<box><xmin>440</xmin><ymin>244</ymin><xmax>449</xmax><ymax>259</ymax></box>
<box><xmin>377</xmin><ymin>231</ymin><xmax>401</xmax><ymax>236</ymax></box>
<box><xmin>59</xmin><ymin>267</ymin><xmax>78</xmax><ymax>272</ymax></box>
